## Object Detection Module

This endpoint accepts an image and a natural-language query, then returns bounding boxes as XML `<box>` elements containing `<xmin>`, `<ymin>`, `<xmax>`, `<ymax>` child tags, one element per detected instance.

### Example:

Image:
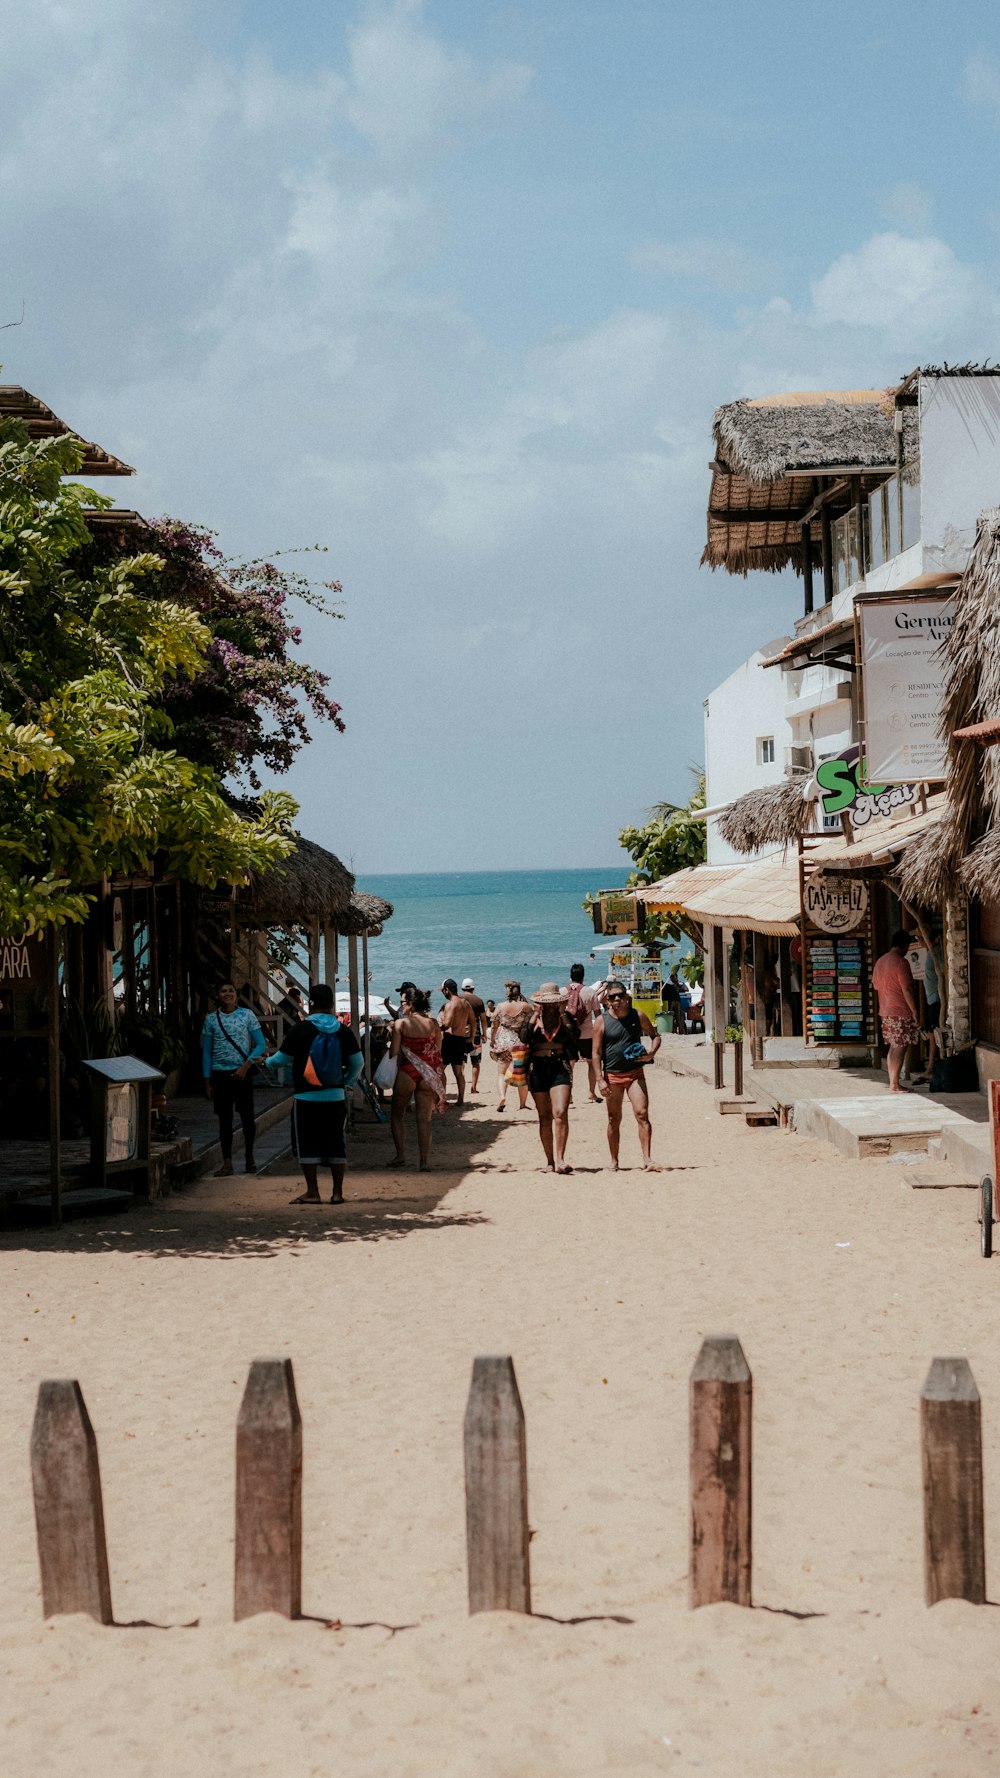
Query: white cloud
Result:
<box><xmin>808</xmin><ymin>232</ymin><xmax>998</xmax><ymax>344</ymax></box>
<box><xmin>877</xmin><ymin>181</ymin><xmax>933</xmax><ymax>234</ymax></box>
<box><xmin>965</xmin><ymin>50</ymin><xmax>1000</xmax><ymax>119</ymax></box>
<box><xmin>631</xmin><ymin>238</ymin><xmax>778</xmax><ymax>292</ymax></box>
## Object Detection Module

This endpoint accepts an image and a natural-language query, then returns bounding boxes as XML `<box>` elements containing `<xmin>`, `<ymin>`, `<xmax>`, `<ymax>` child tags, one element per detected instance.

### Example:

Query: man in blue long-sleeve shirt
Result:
<box><xmin>201</xmin><ymin>980</ymin><xmax>267</xmax><ymax>1176</ymax></box>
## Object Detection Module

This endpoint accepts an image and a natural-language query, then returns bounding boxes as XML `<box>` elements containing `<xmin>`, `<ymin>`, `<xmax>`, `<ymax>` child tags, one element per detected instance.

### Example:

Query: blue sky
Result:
<box><xmin>3</xmin><ymin>0</ymin><xmax>1000</xmax><ymax>869</ymax></box>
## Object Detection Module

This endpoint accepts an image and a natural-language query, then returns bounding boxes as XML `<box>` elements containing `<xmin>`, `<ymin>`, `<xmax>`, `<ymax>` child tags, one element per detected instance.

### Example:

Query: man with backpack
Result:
<box><xmin>564</xmin><ymin>963</ymin><xmax>601</xmax><ymax>1103</ymax></box>
<box><xmin>263</xmin><ymin>983</ymin><xmax>364</xmax><ymax>1204</ymax></box>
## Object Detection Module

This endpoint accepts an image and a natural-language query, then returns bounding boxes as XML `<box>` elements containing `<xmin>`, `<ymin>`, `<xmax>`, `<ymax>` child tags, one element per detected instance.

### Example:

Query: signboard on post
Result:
<box><xmin>814</xmin><ymin>746</ymin><xmax>919</xmax><ymax>831</ymax></box>
<box><xmin>592</xmin><ymin>893</ymin><xmax>641</xmax><ymax>936</ymax></box>
<box><xmin>857</xmin><ymin>592</ymin><xmax>956</xmax><ymax>783</ymax></box>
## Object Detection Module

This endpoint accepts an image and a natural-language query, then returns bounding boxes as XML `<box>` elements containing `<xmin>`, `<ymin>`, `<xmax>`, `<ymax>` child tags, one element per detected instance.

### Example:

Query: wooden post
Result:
<box><xmin>347</xmin><ymin>934</ymin><xmax>360</xmax><ymax>1034</ymax></box>
<box><xmin>690</xmin><ymin>1335</ymin><xmax>751</xmax><ymax>1608</ymax></box>
<box><xmin>777</xmin><ymin>938</ymin><xmax>794</xmax><ymax>1037</ymax></box>
<box><xmin>751</xmin><ymin>933</ymin><xmax>766</xmax><ymax>1066</ymax></box>
<box><xmin>821</xmin><ymin>500</ymin><xmax>834</xmax><ymax>605</ymax></box>
<box><xmin>31</xmin><ymin>1380</ymin><xmax>113</xmax><ymax>1622</ymax></box>
<box><xmin>47</xmin><ymin>926</ymin><xmax>62</xmax><ymax>1229</ymax></box>
<box><xmin>307</xmin><ymin>917</ymin><xmax>321</xmax><ymax>986</ymax></box>
<box><xmin>710</xmin><ymin>924</ymin><xmax>725</xmax><ymax>1041</ymax></box>
<box><xmin>921</xmin><ymin>1357</ymin><xmax>985</xmax><ymax>1606</ymax></box>
<box><xmin>362</xmin><ymin>931</ymin><xmax>372</xmax><ymax>1074</ymax></box>
<box><xmin>733</xmin><ymin>1040</ymin><xmax>744</xmax><ymax>1098</ymax></box>
<box><xmin>801</xmin><ymin>521</ymin><xmax>814</xmax><ymax>616</ymax></box>
<box><xmin>990</xmin><ymin>1082</ymin><xmax>1000</xmax><ymax>1204</ymax></box>
<box><xmin>234</xmin><ymin>1358</ymin><xmax>302</xmax><ymax>1620</ymax></box>
<box><xmin>323</xmin><ymin>924</ymin><xmax>338</xmax><ymax>991</ymax></box>
<box><xmin>464</xmin><ymin>1355</ymin><xmax>531</xmax><ymax>1615</ymax></box>
<box><xmin>713</xmin><ymin>1042</ymin><xmax>724</xmax><ymax>1090</ymax></box>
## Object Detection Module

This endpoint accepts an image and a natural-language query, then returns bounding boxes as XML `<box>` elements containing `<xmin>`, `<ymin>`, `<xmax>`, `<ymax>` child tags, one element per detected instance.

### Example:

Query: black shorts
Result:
<box><xmin>292</xmin><ymin>1097</ymin><xmax>347</xmax><ymax>1165</ymax></box>
<box><xmin>577</xmin><ymin>1037</ymin><xmax>592</xmax><ymax>1059</ymax></box>
<box><xmin>442</xmin><ymin>1033</ymin><xmax>470</xmax><ymax>1066</ymax></box>
<box><xmin>922</xmin><ymin>1000</ymin><xmax>941</xmax><ymax>1033</ymax></box>
<box><xmin>469</xmin><ymin>1047</ymin><xmax>482</xmax><ymax>1065</ymax></box>
<box><xmin>529</xmin><ymin>1055</ymin><xmax>572</xmax><ymax>1094</ymax></box>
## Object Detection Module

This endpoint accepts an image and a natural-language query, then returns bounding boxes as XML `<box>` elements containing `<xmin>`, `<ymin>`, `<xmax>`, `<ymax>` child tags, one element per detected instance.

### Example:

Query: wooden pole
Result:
<box><xmin>307</xmin><ymin>917</ymin><xmax>321</xmax><ymax>986</ymax></box>
<box><xmin>801</xmin><ymin>521</ymin><xmax>814</xmax><ymax>616</ymax></box>
<box><xmin>710</xmin><ymin>924</ymin><xmax>725</xmax><ymax>1041</ymax></box>
<box><xmin>921</xmin><ymin>1357</ymin><xmax>985</xmax><ymax>1606</ymax></box>
<box><xmin>47</xmin><ymin>926</ymin><xmax>62</xmax><ymax>1229</ymax></box>
<box><xmin>347</xmin><ymin>934</ymin><xmax>360</xmax><ymax>1034</ymax></box>
<box><xmin>234</xmin><ymin>1358</ymin><xmax>303</xmax><ymax>1620</ymax></box>
<box><xmin>777</xmin><ymin>938</ymin><xmax>794</xmax><ymax>1037</ymax></box>
<box><xmin>751</xmin><ymin>933</ymin><xmax>766</xmax><ymax>1066</ymax></box>
<box><xmin>690</xmin><ymin>1335</ymin><xmax>752</xmax><ymax>1608</ymax></box>
<box><xmin>713</xmin><ymin>1042</ymin><xmax>724</xmax><ymax>1090</ymax></box>
<box><xmin>362</xmin><ymin>932</ymin><xmax>372</xmax><ymax>1074</ymax></box>
<box><xmin>733</xmin><ymin>1040</ymin><xmax>744</xmax><ymax>1098</ymax></box>
<box><xmin>323</xmin><ymin>924</ymin><xmax>338</xmax><ymax>990</ymax></box>
<box><xmin>31</xmin><ymin>1379</ymin><xmax>113</xmax><ymax>1622</ymax></box>
<box><xmin>821</xmin><ymin>500</ymin><xmax>834</xmax><ymax>605</ymax></box>
<box><xmin>464</xmin><ymin>1355</ymin><xmax>531</xmax><ymax>1615</ymax></box>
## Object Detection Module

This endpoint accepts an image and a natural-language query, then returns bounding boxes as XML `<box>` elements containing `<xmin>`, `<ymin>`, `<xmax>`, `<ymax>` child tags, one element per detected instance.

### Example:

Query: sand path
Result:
<box><xmin>2</xmin><ymin>1059</ymin><xmax>999</xmax><ymax>1775</ymax></box>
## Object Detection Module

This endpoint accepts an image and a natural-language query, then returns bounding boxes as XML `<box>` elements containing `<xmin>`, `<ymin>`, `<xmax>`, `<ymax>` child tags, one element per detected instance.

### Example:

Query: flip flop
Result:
<box><xmin>290</xmin><ymin>1192</ymin><xmax>324</xmax><ymax>1205</ymax></box>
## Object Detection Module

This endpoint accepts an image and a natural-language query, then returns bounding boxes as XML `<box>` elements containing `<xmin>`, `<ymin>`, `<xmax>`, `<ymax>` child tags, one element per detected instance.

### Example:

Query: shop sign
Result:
<box><xmin>802</xmin><ymin>873</ymin><xmax>870</xmax><ymax>933</ymax></box>
<box><xmin>0</xmin><ymin>932</ymin><xmax>45</xmax><ymax>985</ymax></box>
<box><xmin>593</xmin><ymin>892</ymin><xmax>639</xmax><ymax>936</ymax></box>
<box><xmin>609</xmin><ymin>945</ymin><xmax>663</xmax><ymax>1001</ymax></box>
<box><xmin>857</xmin><ymin>593</ymin><xmax>955</xmax><ymax>783</ymax></box>
<box><xmin>815</xmin><ymin>751</ymin><xmax>918</xmax><ymax>830</ymax></box>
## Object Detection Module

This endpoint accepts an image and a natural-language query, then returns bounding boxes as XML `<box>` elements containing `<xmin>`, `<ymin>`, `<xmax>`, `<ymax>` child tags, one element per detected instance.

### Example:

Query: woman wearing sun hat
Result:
<box><xmin>519</xmin><ymin>983</ymin><xmax>580</xmax><ymax>1174</ymax></box>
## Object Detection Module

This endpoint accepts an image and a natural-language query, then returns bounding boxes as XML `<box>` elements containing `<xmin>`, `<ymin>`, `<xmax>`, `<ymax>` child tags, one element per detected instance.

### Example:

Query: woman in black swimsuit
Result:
<box><xmin>520</xmin><ymin>983</ymin><xmax>579</xmax><ymax>1173</ymax></box>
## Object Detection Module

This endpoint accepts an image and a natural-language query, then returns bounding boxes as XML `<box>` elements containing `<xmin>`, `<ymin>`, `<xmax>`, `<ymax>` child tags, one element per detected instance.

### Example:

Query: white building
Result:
<box><xmin>701</xmin><ymin>371</ymin><xmax>1000</xmax><ymax>860</ymax></box>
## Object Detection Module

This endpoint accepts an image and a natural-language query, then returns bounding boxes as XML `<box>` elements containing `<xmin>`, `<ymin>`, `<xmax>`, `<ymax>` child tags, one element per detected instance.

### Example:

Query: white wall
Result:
<box><xmin>704</xmin><ymin>646</ymin><xmax>794</xmax><ymax>864</ymax></box>
<box><xmin>919</xmin><ymin>375</ymin><xmax>1000</xmax><ymax>574</ymax></box>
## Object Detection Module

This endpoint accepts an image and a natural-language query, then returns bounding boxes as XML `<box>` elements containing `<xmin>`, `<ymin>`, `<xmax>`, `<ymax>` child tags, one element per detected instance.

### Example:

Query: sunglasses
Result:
<box><xmin>607</xmin><ymin>992</ymin><xmax>628</xmax><ymax>1001</ymax></box>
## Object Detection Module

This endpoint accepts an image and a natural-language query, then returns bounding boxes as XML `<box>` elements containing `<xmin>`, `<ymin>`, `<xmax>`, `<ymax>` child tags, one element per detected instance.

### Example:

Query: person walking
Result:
<box><xmin>263</xmin><ymin>983</ymin><xmax>363</xmax><ymax>1203</ymax></box>
<box><xmin>871</xmin><ymin>929</ymin><xmax>920</xmax><ymax>1093</ymax></box>
<box><xmin>461</xmin><ymin>977</ymin><xmax>487</xmax><ymax>1094</ymax></box>
<box><xmin>592</xmin><ymin>980</ymin><xmax>662</xmax><ymax>1171</ymax></box>
<box><xmin>521</xmin><ymin>983</ymin><xmax>579</xmax><ymax>1173</ymax></box>
<box><xmin>564</xmin><ymin>962</ymin><xmax>601</xmax><ymax>1102</ymax></box>
<box><xmin>389</xmin><ymin>986</ymin><xmax>447</xmax><ymax>1169</ymax></box>
<box><xmin>201</xmin><ymin>979</ymin><xmax>267</xmax><ymax>1176</ymax></box>
<box><xmin>439</xmin><ymin>977</ymin><xmax>476</xmax><ymax>1104</ymax></box>
<box><xmin>489</xmin><ymin>980</ymin><xmax>533</xmax><ymax>1111</ymax></box>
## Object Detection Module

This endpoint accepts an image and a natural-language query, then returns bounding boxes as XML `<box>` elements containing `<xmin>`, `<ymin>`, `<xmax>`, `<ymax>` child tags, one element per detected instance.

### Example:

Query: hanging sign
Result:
<box><xmin>857</xmin><ymin>593</ymin><xmax>955</xmax><ymax>783</ymax></box>
<box><xmin>0</xmin><ymin>932</ymin><xmax>45</xmax><ymax>985</ymax></box>
<box><xmin>814</xmin><ymin>746</ymin><xmax>918</xmax><ymax>831</ymax></box>
<box><xmin>593</xmin><ymin>892</ymin><xmax>640</xmax><ymax>936</ymax></box>
<box><xmin>802</xmin><ymin>873</ymin><xmax>870</xmax><ymax>933</ymax></box>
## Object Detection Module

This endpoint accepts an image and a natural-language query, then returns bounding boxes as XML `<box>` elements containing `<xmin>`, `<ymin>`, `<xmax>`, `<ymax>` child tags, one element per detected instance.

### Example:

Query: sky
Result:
<box><xmin>4</xmin><ymin>0</ymin><xmax>1000</xmax><ymax>870</ymax></box>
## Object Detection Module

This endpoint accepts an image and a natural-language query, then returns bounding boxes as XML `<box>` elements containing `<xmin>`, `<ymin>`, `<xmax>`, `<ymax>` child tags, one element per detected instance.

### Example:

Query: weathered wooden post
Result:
<box><xmin>732</xmin><ymin>1039</ymin><xmax>744</xmax><ymax>1098</ymax></box>
<box><xmin>234</xmin><ymin>1358</ymin><xmax>302</xmax><ymax>1620</ymax></box>
<box><xmin>464</xmin><ymin>1355</ymin><xmax>531</xmax><ymax>1615</ymax></box>
<box><xmin>921</xmin><ymin>1357</ymin><xmax>985</xmax><ymax>1606</ymax></box>
<box><xmin>713</xmin><ymin>1042</ymin><xmax>724</xmax><ymax>1090</ymax></box>
<box><xmin>690</xmin><ymin>1336</ymin><xmax>751</xmax><ymax>1608</ymax></box>
<box><xmin>31</xmin><ymin>1379</ymin><xmax>113</xmax><ymax>1622</ymax></box>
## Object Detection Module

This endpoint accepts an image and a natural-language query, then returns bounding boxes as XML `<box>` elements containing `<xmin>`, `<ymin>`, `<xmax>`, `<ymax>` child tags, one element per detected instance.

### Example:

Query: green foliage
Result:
<box><xmin>618</xmin><ymin>770</ymin><xmax>707</xmax><ymax>882</ymax></box>
<box><xmin>0</xmin><ymin>421</ymin><xmax>296</xmax><ymax>936</ymax></box>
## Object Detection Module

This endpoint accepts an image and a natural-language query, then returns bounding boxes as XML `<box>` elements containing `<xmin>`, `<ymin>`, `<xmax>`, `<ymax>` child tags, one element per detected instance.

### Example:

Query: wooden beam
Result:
<box><xmin>31</xmin><ymin>1380</ymin><xmax>113</xmax><ymax>1622</ymax></box>
<box><xmin>921</xmin><ymin>1358</ymin><xmax>985</xmax><ymax>1606</ymax></box>
<box><xmin>690</xmin><ymin>1337</ymin><xmax>752</xmax><ymax>1608</ymax></box>
<box><xmin>464</xmin><ymin>1355</ymin><xmax>531</xmax><ymax>1615</ymax></box>
<box><xmin>751</xmin><ymin>933</ymin><xmax>767</xmax><ymax>1065</ymax></box>
<box><xmin>777</xmin><ymin>939</ymin><xmax>794</xmax><ymax>1037</ymax></box>
<box><xmin>709</xmin><ymin>507</ymin><xmax>809</xmax><ymax>524</ymax></box>
<box><xmin>802</xmin><ymin>521</ymin><xmax>814</xmax><ymax>616</ymax></box>
<box><xmin>821</xmin><ymin>503</ymin><xmax>834</xmax><ymax>605</ymax></box>
<box><xmin>234</xmin><ymin>1358</ymin><xmax>303</xmax><ymax>1620</ymax></box>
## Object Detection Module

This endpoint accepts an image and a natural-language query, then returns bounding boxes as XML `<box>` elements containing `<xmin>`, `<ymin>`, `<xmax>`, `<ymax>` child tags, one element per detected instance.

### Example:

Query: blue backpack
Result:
<box><xmin>302</xmin><ymin>1023</ymin><xmax>345</xmax><ymax>1090</ymax></box>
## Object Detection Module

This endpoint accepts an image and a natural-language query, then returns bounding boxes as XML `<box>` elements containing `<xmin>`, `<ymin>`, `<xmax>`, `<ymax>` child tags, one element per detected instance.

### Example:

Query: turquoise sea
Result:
<box><xmin>357</xmin><ymin>868</ymin><xmax>643</xmax><ymax>1009</ymax></box>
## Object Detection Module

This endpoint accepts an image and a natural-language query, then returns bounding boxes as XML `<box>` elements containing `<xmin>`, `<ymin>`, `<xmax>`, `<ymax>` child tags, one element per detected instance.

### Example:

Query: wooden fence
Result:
<box><xmin>27</xmin><ymin>1342</ymin><xmax>988</xmax><ymax>1622</ymax></box>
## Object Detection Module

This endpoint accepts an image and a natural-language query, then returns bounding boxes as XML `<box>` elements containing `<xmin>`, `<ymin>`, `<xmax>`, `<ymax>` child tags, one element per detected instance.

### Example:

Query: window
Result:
<box><xmin>757</xmin><ymin>736</ymin><xmax>775</xmax><ymax>765</ymax></box>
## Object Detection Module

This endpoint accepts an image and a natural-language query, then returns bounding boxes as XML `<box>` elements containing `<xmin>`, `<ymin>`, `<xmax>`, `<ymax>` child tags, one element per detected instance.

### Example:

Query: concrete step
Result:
<box><xmin>717</xmin><ymin>1097</ymin><xmax>757</xmax><ymax>1116</ymax></box>
<box><xmin>938</xmin><ymin>1116</ymin><xmax>993</xmax><ymax>1184</ymax></box>
<box><xmin>792</xmin><ymin>1093</ymin><xmax>975</xmax><ymax>1161</ymax></box>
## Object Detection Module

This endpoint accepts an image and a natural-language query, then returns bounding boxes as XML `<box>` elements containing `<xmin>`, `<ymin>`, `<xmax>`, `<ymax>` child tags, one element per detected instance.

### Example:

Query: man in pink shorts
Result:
<box><xmin>871</xmin><ymin>928</ymin><xmax>919</xmax><ymax>1093</ymax></box>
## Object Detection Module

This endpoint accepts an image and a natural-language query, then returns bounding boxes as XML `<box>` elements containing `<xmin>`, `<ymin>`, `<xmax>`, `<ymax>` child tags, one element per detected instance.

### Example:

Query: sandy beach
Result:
<box><xmin>3</xmin><ymin>1059</ymin><xmax>1000</xmax><ymax>1776</ymax></box>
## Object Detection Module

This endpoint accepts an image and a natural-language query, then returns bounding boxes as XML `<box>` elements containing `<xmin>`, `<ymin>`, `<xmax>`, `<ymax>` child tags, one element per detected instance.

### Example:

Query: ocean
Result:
<box><xmin>356</xmin><ymin>868</ymin><xmax>644</xmax><ymax>1009</ymax></box>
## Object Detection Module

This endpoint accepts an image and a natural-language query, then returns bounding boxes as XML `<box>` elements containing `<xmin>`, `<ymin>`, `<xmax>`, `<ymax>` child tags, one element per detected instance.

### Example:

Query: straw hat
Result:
<box><xmin>532</xmin><ymin>982</ymin><xmax>567</xmax><ymax>1005</ymax></box>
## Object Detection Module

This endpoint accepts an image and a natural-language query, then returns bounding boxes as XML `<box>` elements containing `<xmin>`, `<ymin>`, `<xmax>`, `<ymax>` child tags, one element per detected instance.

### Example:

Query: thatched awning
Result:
<box><xmin>682</xmin><ymin>853</ymin><xmax>802</xmax><ymax>936</ymax></box>
<box><xmin>703</xmin><ymin>389</ymin><xmax>915</xmax><ymax>576</ymax></box>
<box><xmin>338</xmin><ymin>891</ymin><xmax>394</xmax><ymax>937</ymax></box>
<box><xmin>716</xmin><ymin>780</ymin><xmax>811</xmax><ymax>855</ymax></box>
<box><xmin>0</xmin><ymin>385</ymin><xmax>134</xmax><ymax>476</ymax></box>
<box><xmin>239</xmin><ymin>834</ymin><xmax>355</xmax><ymax>926</ymax></box>
<box><xmin>636</xmin><ymin>862</ymin><xmax>742</xmax><ymax>911</ymax></box>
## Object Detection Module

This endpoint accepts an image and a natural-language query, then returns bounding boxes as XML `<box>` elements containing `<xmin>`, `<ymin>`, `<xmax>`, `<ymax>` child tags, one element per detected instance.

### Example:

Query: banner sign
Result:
<box><xmin>802</xmin><ymin>873</ymin><xmax>870</xmax><ymax>934</ymax></box>
<box><xmin>814</xmin><ymin>747</ymin><xmax>918</xmax><ymax>831</ymax></box>
<box><xmin>0</xmin><ymin>932</ymin><xmax>45</xmax><ymax>986</ymax></box>
<box><xmin>593</xmin><ymin>892</ymin><xmax>639</xmax><ymax>936</ymax></box>
<box><xmin>857</xmin><ymin>593</ymin><xmax>955</xmax><ymax>783</ymax></box>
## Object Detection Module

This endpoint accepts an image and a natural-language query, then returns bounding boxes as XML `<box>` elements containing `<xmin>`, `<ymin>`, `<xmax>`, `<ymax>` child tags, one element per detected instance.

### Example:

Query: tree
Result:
<box><xmin>143</xmin><ymin>519</ymin><xmax>344</xmax><ymax>789</ymax></box>
<box><xmin>0</xmin><ymin>423</ymin><xmax>295</xmax><ymax>936</ymax></box>
<box><xmin>617</xmin><ymin>770</ymin><xmax>707</xmax><ymax>883</ymax></box>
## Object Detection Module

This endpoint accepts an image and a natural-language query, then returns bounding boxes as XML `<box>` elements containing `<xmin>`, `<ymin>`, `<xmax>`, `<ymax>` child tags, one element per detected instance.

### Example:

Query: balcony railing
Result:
<box><xmin>830</xmin><ymin>474</ymin><xmax>920</xmax><ymax>595</ymax></box>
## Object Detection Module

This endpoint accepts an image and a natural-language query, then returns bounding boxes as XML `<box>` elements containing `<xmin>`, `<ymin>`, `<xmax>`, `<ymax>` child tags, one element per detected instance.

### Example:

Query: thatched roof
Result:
<box><xmin>338</xmin><ymin>891</ymin><xmax>394</xmax><ymax>936</ymax></box>
<box><xmin>961</xmin><ymin>828</ymin><xmax>1000</xmax><ymax>902</ymax></box>
<box><xmin>703</xmin><ymin>389</ymin><xmax>917</xmax><ymax>576</ymax></box>
<box><xmin>716</xmin><ymin>779</ymin><xmax>811</xmax><ymax>854</ymax></box>
<box><xmin>239</xmin><ymin>834</ymin><xmax>355</xmax><ymax>925</ymax></box>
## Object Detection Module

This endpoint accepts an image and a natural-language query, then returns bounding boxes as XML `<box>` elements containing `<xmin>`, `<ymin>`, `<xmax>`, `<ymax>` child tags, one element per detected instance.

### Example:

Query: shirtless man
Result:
<box><xmin>461</xmin><ymin>977</ymin><xmax>487</xmax><ymax>1093</ymax></box>
<box><xmin>592</xmin><ymin>981</ymin><xmax>662</xmax><ymax>1171</ymax></box>
<box><xmin>439</xmin><ymin>977</ymin><xmax>477</xmax><ymax>1105</ymax></box>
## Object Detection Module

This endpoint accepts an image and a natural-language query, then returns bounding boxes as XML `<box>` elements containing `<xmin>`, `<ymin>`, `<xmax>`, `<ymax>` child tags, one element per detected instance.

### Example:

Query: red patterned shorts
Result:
<box><xmin>881</xmin><ymin>1014</ymin><xmax>921</xmax><ymax>1048</ymax></box>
